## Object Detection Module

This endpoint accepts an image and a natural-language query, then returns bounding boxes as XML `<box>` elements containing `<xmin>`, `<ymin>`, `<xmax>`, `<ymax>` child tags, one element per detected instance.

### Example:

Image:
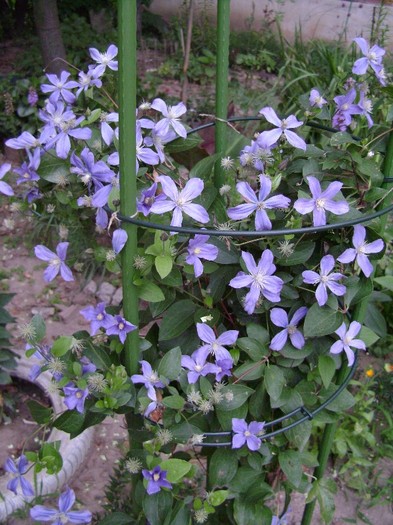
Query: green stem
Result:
<box><xmin>214</xmin><ymin>0</ymin><xmax>231</xmax><ymax>189</ymax></box>
<box><xmin>118</xmin><ymin>0</ymin><xmax>139</xmax><ymax>376</ymax></box>
<box><xmin>379</xmin><ymin>130</ymin><xmax>393</xmax><ymax>233</ymax></box>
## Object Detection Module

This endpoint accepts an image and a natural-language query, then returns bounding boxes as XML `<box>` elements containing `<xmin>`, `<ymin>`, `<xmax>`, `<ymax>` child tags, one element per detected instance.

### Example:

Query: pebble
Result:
<box><xmin>97</xmin><ymin>281</ymin><xmax>116</xmax><ymax>302</ymax></box>
<box><xmin>111</xmin><ymin>287</ymin><xmax>123</xmax><ymax>306</ymax></box>
<box><xmin>31</xmin><ymin>306</ymin><xmax>55</xmax><ymax>317</ymax></box>
<box><xmin>84</xmin><ymin>280</ymin><xmax>97</xmax><ymax>295</ymax></box>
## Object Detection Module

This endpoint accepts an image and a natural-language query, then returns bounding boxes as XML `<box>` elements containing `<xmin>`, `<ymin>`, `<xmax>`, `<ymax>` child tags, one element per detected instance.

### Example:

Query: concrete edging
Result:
<box><xmin>0</xmin><ymin>358</ymin><xmax>94</xmax><ymax>521</ymax></box>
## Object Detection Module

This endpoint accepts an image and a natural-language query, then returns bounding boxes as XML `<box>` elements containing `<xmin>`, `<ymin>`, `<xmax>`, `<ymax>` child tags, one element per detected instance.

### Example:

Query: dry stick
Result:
<box><xmin>181</xmin><ymin>0</ymin><xmax>194</xmax><ymax>104</ymax></box>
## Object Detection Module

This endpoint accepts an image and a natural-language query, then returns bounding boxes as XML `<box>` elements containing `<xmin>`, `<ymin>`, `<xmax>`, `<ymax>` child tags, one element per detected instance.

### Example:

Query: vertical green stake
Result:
<box><xmin>118</xmin><ymin>0</ymin><xmax>139</xmax><ymax>376</ymax></box>
<box><xmin>214</xmin><ymin>0</ymin><xmax>231</xmax><ymax>189</ymax></box>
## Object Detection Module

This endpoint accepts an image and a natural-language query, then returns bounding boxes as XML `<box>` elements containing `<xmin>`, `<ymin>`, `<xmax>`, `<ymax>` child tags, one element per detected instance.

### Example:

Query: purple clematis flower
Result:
<box><xmin>89</xmin><ymin>44</ymin><xmax>118</xmax><ymax>76</ymax></box>
<box><xmin>357</xmin><ymin>91</ymin><xmax>374</xmax><ymax>128</ymax></box>
<box><xmin>142</xmin><ymin>466</ymin><xmax>172</xmax><ymax>495</ymax></box>
<box><xmin>99</xmin><ymin>112</ymin><xmax>119</xmax><ymax>146</ymax></box>
<box><xmin>14</xmin><ymin>148</ymin><xmax>41</xmax><ymax>185</ymax></box>
<box><xmin>330</xmin><ymin>321</ymin><xmax>366</xmax><ymax>366</ymax></box>
<box><xmin>136</xmin><ymin>127</ymin><xmax>160</xmax><ymax>172</ymax></box>
<box><xmin>105</xmin><ymin>315</ymin><xmax>137</xmax><ymax>344</ymax></box>
<box><xmin>30</xmin><ymin>486</ymin><xmax>92</xmax><ymax>524</ymax></box>
<box><xmin>186</xmin><ymin>234</ymin><xmax>218</xmax><ymax>277</ymax></box>
<box><xmin>332</xmin><ymin>88</ymin><xmax>362</xmax><ymax>131</ymax></box>
<box><xmin>229</xmin><ymin>250</ymin><xmax>284</xmax><ymax>314</ymax></box>
<box><xmin>352</xmin><ymin>37</ymin><xmax>385</xmax><ymax>79</ymax></box>
<box><xmin>293</xmin><ymin>176</ymin><xmax>349</xmax><ymax>227</ymax></box>
<box><xmin>131</xmin><ymin>360</ymin><xmax>165</xmax><ymax>400</ymax></box>
<box><xmin>231</xmin><ymin>418</ymin><xmax>265</xmax><ymax>451</ymax></box>
<box><xmin>269</xmin><ymin>307</ymin><xmax>308</xmax><ymax>351</ymax></box>
<box><xmin>41</xmin><ymin>71</ymin><xmax>78</xmax><ymax>104</ymax></box>
<box><xmin>24</xmin><ymin>186</ymin><xmax>43</xmax><ymax>203</ymax></box>
<box><xmin>63</xmin><ymin>384</ymin><xmax>89</xmax><ymax>413</ymax></box>
<box><xmin>309</xmin><ymin>89</ymin><xmax>327</xmax><ymax>108</ymax></box>
<box><xmin>337</xmin><ymin>225</ymin><xmax>384</xmax><ymax>277</ymax></box>
<box><xmin>5</xmin><ymin>455</ymin><xmax>34</xmax><ymax>497</ymax></box>
<box><xmin>0</xmin><ymin>163</ymin><xmax>14</xmax><ymax>196</ymax></box>
<box><xmin>112</xmin><ymin>228</ymin><xmax>128</xmax><ymax>255</ymax></box>
<box><xmin>79</xmin><ymin>302</ymin><xmax>113</xmax><ymax>335</ymax></box>
<box><xmin>181</xmin><ymin>346</ymin><xmax>220</xmax><ymax>384</ymax></box>
<box><xmin>302</xmin><ymin>254</ymin><xmax>346</xmax><ymax>306</ymax></box>
<box><xmin>150</xmin><ymin>175</ymin><xmax>209</xmax><ymax>228</ymax></box>
<box><xmin>5</xmin><ymin>128</ymin><xmax>51</xmax><ymax>151</ymax></box>
<box><xmin>215</xmin><ymin>359</ymin><xmax>233</xmax><ymax>381</ymax></box>
<box><xmin>70</xmin><ymin>148</ymin><xmax>115</xmax><ymax>190</ymax></box>
<box><xmin>137</xmin><ymin>182</ymin><xmax>166</xmax><ymax>216</ymax></box>
<box><xmin>196</xmin><ymin>323</ymin><xmax>238</xmax><ymax>361</ymax></box>
<box><xmin>76</xmin><ymin>66</ymin><xmax>103</xmax><ymax>97</ymax></box>
<box><xmin>34</xmin><ymin>242</ymin><xmax>74</xmax><ymax>282</ymax></box>
<box><xmin>259</xmin><ymin>107</ymin><xmax>307</xmax><ymax>150</ymax></box>
<box><xmin>151</xmin><ymin>98</ymin><xmax>187</xmax><ymax>139</ymax></box>
<box><xmin>227</xmin><ymin>176</ymin><xmax>290</xmax><ymax>231</ymax></box>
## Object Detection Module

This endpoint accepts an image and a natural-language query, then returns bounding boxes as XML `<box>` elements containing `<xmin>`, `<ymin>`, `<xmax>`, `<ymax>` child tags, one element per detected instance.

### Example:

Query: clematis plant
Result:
<box><xmin>1</xmin><ymin>35</ymin><xmax>390</xmax><ymax>524</ymax></box>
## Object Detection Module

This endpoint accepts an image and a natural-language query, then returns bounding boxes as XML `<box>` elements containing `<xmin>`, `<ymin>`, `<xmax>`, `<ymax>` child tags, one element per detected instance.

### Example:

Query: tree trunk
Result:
<box><xmin>33</xmin><ymin>0</ymin><xmax>66</xmax><ymax>75</ymax></box>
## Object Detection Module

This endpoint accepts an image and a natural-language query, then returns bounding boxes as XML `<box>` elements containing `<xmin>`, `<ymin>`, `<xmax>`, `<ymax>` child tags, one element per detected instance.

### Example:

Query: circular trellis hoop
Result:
<box><xmin>194</xmin><ymin>353</ymin><xmax>358</xmax><ymax>447</ymax></box>
<box><xmin>112</xmin><ymin>116</ymin><xmax>393</xmax><ymax>236</ymax></box>
<box><xmin>116</xmin><ymin>116</ymin><xmax>390</xmax><ymax>447</ymax></box>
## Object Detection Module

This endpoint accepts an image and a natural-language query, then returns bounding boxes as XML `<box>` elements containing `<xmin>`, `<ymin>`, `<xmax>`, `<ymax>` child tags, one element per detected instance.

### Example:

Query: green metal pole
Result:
<box><xmin>118</xmin><ymin>0</ymin><xmax>139</xmax><ymax>376</ymax></box>
<box><xmin>378</xmin><ymin>130</ymin><xmax>393</xmax><ymax>233</ymax></box>
<box><xmin>214</xmin><ymin>0</ymin><xmax>231</xmax><ymax>189</ymax></box>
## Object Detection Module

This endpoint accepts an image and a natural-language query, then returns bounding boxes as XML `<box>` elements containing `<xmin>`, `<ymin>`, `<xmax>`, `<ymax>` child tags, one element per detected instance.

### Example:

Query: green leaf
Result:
<box><xmin>39</xmin><ymin>154</ymin><xmax>70</xmax><ymax>183</ymax></box>
<box><xmin>237</xmin><ymin>337</ymin><xmax>268</xmax><ymax>361</ymax></box>
<box><xmin>38</xmin><ymin>442</ymin><xmax>63</xmax><ymax>475</ymax></box>
<box><xmin>30</xmin><ymin>314</ymin><xmax>46</xmax><ymax>342</ymax></box>
<box><xmin>234</xmin><ymin>361</ymin><xmax>265</xmax><ymax>381</ymax></box>
<box><xmin>155</xmin><ymin>255</ymin><xmax>173</xmax><ymax>279</ymax></box>
<box><xmin>279</xmin><ymin>450</ymin><xmax>303</xmax><ymax>488</ymax></box>
<box><xmin>189</xmin><ymin>152</ymin><xmax>221</xmax><ymax>179</ymax></box>
<box><xmin>143</xmin><ymin>491</ymin><xmax>173</xmax><ymax>525</ymax></box>
<box><xmin>159</xmin><ymin>459</ymin><xmax>192</xmax><ymax>483</ymax></box>
<box><xmin>209</xmin><ymin>448</ymin><xmax>238</xmax><ymax>487</ymax></box>
<box><xmin>330</xmin><ymin>132</ymin><xmax>358</xmax><ymax>146</ymax></box>
<box><xmin>285</xmin><ymin>420</ymin><xmax>312</xmax><ymax>451</ymax></box>
<box><xmin>137</xmin><ymin>281</ymin><xmax>165</xmax><ymax>303</ymax></box>
<box><xmin>318</xmin><ymin>355</ymin><xmax>336</xmax><ymax>389</ymax></box>
<box><xmin>158</xmin><ymin>347</ymin><xmax>182</xmax><ymax>381</ymax></box>
<box><xmin>165</xmin><ymin>134</ymin><xmax>202</xmax><ymax>153</ymax></box>
<box><xmin>374</xmin><ymin>275</ymin><xmax>393</xmax><ymax>291</ymax></box>
<box><xmin>159</xmin><ymin>300</ymin><xmax>196</xmax><ymax>341</ymax></box>
<box><xmin>276</xmin><ymin>241</ymin><xmax>315</xmax><ymax>266</ymax></box>
<box><xmin>234</xmin><ymin>500</ymin><xmax>272</xmax><ymax>524</ymax></box>
<box><xmin>304</xmin><ymin>303</ymin><xmax>342</xmax><ymax>338</ymax></box>
<box><xmin>27</xmin><ymin>400</ymin><xmax>53</xmax><ymax>425</ymax></box>
<box><xmin>358</xmin><ymin>326</ymin><xmax>379</xmax><ymax>347</ymax></box>
<box><xmin>265</xmin><ymin>365</ymin><xmax>285</xmax><ymax>401</ymax></box>
<box><xmin>53</xmin><ymin>410</ymin><xmax>85</xmax><ymax>436</ymax></box>
<box><xmin>162</xmin><ymin>395</ymin><xmax>185</xmax><ymax>410</ymax></box>
<box><xmin>84</xmin><ymin>341</ymin><xmax>112</xmax><ymax>370</ymax></box>
<box><xmin>208</xmin><ymin>490</ymin><xmax>229</xmax><ymax>507</ymax></box>
<box><xmin>218</xmin><ymin>384</ymin><xmax>255</xmax><ymax>410</ymax></box>
<box><xmin>164</xmin><ymin>503</ymin><xmax>191</xmax><ymax>525</ymax></box>
<box><xmin>322</xmin><ymin>386</ymin><xmax>355</xmax><ymax>413</ymax></box>
<box><xmin>97</xmin><ymin>512</ymin><xmax>134</xmax><ymax>525</ymax></box>
<box><xmin>246</xmin><ymin>323</ymin><xmax>270</xmax><ymax>345</ymax></box>
<box><xmin>51</xmin><ymin>336</ymin><xmax>73</xmax><ymax>357</ymax></box>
